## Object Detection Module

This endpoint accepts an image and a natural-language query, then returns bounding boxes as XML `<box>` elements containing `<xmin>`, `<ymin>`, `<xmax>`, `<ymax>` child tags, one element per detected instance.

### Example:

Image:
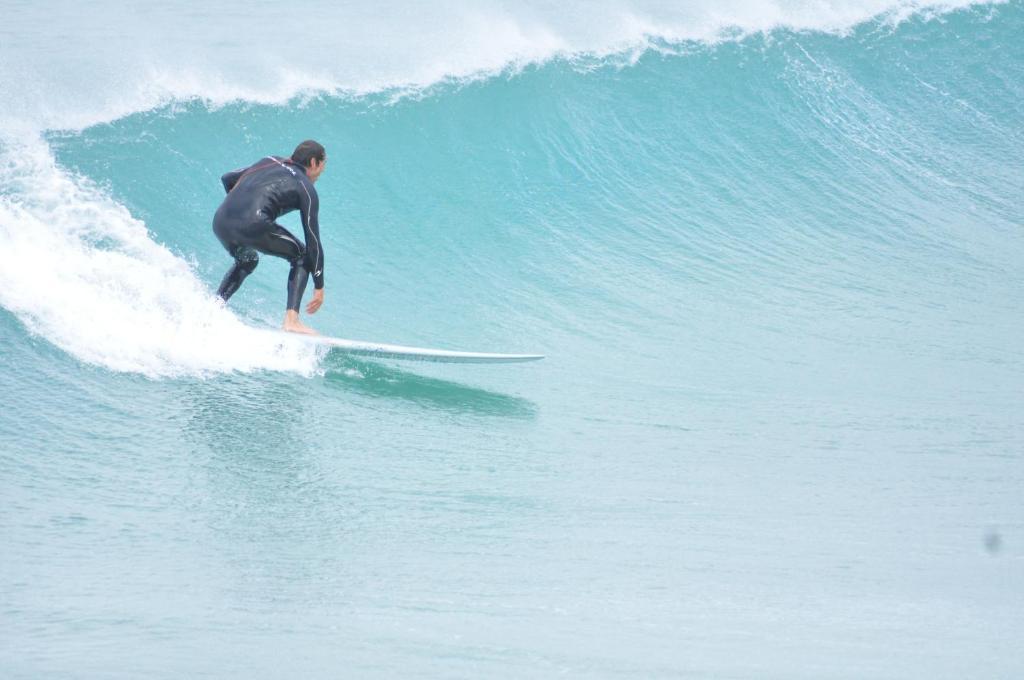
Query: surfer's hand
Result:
<box><xmin>307</xmin><ymin>288</ymin><xmax>324</xmax><ymax>314</ymax></box>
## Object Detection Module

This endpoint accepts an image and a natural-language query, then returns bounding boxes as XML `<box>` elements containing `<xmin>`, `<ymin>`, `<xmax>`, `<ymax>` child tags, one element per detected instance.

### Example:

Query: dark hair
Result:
<box><xmin>291</xmin><ymin>140</ymin><xmax>326</xmax><ymax>168</ymax></box>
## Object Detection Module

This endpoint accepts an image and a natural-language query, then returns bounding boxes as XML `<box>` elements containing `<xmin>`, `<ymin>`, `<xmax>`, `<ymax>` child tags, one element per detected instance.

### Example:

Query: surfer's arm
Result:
<box><xmin>220</xmin><ymin>167</ymin><xmax>246</xmax><ymax>193</ymax></box>
<box><xmin>299</xmin><ymin>179</ymin><xmax>325</xmax><ymax>290</ymax></box>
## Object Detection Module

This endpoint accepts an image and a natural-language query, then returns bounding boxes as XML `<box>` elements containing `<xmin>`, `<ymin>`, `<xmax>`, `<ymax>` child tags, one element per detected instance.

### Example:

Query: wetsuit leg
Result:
<box><xmin>249</xmin><ymin>224</ymin><xmax>309</xmax><ymax>312</ymax></box>
<box><xmin>213</xmin><ymin>213</ymin><xmax>308</xmax><ymax>310</ymax></box>
<box><xmin>217</xmin><ymin>245</ymin><xmax>259</xmax><ymax>302</ymax></box>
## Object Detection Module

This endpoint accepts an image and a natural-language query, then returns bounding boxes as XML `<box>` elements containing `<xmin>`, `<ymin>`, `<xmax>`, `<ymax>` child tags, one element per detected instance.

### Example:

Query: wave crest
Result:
<box><xmin>0</xmin><ymin>0</ymin><xmax>992</xmax><ymax>133</ymax></box>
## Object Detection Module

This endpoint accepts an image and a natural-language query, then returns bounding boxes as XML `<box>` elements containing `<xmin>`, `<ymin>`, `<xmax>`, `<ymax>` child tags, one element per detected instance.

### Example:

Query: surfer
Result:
<box><xmin>213</xmin><ymin>140</ymin><xmax>327</xmax><ymax>334</ymax></box>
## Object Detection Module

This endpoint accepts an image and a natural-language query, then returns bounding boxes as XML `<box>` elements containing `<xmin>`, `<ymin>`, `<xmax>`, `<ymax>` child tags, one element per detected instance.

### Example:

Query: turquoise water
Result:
<box><xmin>1</xmin><ymin>2</ymin><xmax>1023</xmax><ymax>677</ymax></box>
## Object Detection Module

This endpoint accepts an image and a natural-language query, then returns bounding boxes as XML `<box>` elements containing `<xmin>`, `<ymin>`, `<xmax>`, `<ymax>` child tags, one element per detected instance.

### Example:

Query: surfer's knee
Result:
<box><xmin>235</xmin><ymin>247</ymin><xmax>259</xmax><ymax>273</ymax></box>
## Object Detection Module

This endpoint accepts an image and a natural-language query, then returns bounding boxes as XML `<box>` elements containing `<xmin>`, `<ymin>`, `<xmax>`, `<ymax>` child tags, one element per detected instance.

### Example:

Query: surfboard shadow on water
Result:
<box><xmin>321</xmin><ymin>355</ymin><xmax>538</xmax><ymax>419</ymax></box>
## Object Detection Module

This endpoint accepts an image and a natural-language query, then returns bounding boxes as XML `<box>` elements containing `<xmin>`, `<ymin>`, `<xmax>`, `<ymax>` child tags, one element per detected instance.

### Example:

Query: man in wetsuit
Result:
<box><xmin>213</xmin><ymin>140</ymin><xmax>327</xmax><ymax>334</ymax></box>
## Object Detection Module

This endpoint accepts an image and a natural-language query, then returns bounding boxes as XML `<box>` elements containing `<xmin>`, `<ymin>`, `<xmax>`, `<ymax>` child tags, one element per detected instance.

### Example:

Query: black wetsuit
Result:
<box><xmin>213</xmin><ymin>156</ymin><xmax>324</xmax><ymax>310</ymax></box>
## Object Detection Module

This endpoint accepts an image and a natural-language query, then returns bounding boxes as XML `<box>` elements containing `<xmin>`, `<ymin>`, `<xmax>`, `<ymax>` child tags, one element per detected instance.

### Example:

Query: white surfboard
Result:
<box><xmin>269</xmin><ymin>330</ymin><xmax>544</xmax><ymax>364</ymax></box>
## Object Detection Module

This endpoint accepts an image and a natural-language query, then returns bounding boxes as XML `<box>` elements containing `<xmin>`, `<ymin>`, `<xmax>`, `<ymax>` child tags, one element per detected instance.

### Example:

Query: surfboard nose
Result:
<box><xmin>267</xmin><ymin>329</ymin><xmax>545</xmax><ymax>364</ymax></box>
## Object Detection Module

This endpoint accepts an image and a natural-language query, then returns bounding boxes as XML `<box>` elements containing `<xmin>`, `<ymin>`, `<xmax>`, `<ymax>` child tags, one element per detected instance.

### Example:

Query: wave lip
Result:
<box><xmin>0</xmin><ymin>0</ymin><xmax>991</xmax><ymax>133</ymax></box>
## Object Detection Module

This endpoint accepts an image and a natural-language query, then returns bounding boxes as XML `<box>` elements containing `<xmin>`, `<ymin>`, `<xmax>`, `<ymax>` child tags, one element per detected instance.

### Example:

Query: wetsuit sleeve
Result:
<box><xmin>299</xmin><ymin>178</ymin><xmax>325</xmax><ymax>289</ymax></box>
<box><xmin>221</xmin><ymin>167</ymin><xmax>247</xmax><ymax>193</ymax></box>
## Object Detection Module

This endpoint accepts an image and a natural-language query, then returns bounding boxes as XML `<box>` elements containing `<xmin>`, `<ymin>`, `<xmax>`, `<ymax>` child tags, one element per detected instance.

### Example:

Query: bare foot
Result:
<box><xmin>283</xmin><ymin>321</ymin><xmax>318</xmax><ymax>335</ymax></box>
<box><xmin>282</xmin><ymin>311</ymin><xmax>318</xmax><ymax>335</ymax></box>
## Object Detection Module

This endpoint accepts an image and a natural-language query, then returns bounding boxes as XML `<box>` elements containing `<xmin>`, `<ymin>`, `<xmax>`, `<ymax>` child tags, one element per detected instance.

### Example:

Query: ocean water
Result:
<box><xmin>1</xmin><ymin>1</ymin><xmax>1022</xmax><ymax>677</ymax></box>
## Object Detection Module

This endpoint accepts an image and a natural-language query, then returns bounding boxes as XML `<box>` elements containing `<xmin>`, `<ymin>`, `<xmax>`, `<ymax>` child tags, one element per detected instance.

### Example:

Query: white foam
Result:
<box><xmin>0</xmin><ymin>0</ymin><xmax>990</xmax><ymax>133</ymax></box>
<box><xmin>0</xmin><ymin>139</ymin><xmax>321</xmax><ymax>378</ymax></box>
